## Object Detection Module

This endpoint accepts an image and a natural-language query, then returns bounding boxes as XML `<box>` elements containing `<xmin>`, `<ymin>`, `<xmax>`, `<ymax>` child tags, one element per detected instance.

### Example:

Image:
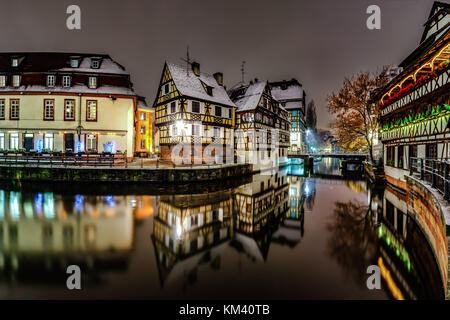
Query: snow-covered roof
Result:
<box><xmin>0</xmin><ymin>84</ymin><xmax>136</xmax><ymax>96</ymax></box>
<box><xmin>230</xmin><ymin>81</ymin><xmax>266</xmax><ymax>112</ymax></box>
<box><xmin>269</xmin><ymin>80</ymin><xmax>304</xmax><ymax>101</ymax></box>
<box><xmin>166</xmin><ymin>62</ymin><xmax>235</xmax><ymax>107</ymax></box>
<box><xmin>284</xmin><ymin>101</ymin><xmax>302</xmax><ymax>110</ymax></box>
<box><xmin>56</xmin><ymin>57</ymin><xmax>129</xmax><ymax>75</ymax></box>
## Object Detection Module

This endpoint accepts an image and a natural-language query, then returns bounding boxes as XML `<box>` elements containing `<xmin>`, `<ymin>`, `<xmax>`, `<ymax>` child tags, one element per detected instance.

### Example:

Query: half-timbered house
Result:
<box><xmin>151</xmin><ymin>191</ymin><xmax>232</xmax><ymax>286</ymax></box>
<box><xmin>375</xmin><ymin>1</ymin><xmax>450</xmax><ymax>189</ymax></box>
<box><xmin>228</xmin><ymin>80</ymin><xmax>290</xmax><ymax>171</ymax></box>
<box><xmin>153</xmin><ymin>61</ymin><xmax>235</xmax><ymax>164</ymax></box>
<box><xmin>269</xmin><ymin>79</ymin><xmax>306</xmax><ymax>153</ymax></box>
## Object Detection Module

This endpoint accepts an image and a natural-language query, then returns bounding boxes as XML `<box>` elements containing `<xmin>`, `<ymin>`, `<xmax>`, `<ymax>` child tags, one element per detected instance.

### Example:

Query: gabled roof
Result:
<box><xmin>269</xmin><ymin>79</ymin><xmax>304</xmax><ymax>102</ymax></box>
<box><xmin>166</xmin><ymin>62</ymin><xmax>235</xmax><ymax>107</ymax></box>
<box><xmin>228</xmin><ymin>81</ymin><xmax>267</xmax><ymax>112</ymax></box>
<box><xmin>0</xmin><ymin>52</ymin><xmax>128</xmax><ymax>75</ymax></box>
<box><xmin>420</xmin><ymin>1</ymin><xmax>450</xmax><ymax>43</ymax></box>
<box><xmin>400</xmin><ymin>1</ymin><xmax>450</xmax><ymax>68</ymax></box>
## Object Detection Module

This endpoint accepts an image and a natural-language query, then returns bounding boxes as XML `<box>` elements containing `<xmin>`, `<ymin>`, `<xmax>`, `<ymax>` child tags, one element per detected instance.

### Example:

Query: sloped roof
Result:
<box><xmin>229</xmin><ymin>81</ymin><xmax>266</xmax><ymax>112</ymax></box>
<box><xmin>0</xmin><ymin>52</ymin><xmax>128</xmax><ymax>75</ymax></box>
<box><xmin>166</xmin><ymin>62</ymin><xmax>235</xmax><ymax>107</ymax></box>
<box><xmin>269</xmin><ymin>79</ymin><xmax>304</xmax><ymax>101</ymax></box>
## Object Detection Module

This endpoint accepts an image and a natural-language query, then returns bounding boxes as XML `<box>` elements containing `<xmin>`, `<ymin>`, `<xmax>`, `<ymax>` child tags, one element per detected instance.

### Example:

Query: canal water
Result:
<box><xmin>0</xmin><ymin>158</ymin><xmax>444</xmax><ymax>299</ymax></box>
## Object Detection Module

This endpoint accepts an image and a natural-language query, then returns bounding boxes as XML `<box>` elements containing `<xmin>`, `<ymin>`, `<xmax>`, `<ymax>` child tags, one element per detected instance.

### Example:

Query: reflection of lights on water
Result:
<box><xmin>34</xmin><ymin>193</ymin><xmax>43</xmax><ymax>216</ymax></box>
<box><xmin>44</xmin><ymin>192</ymin><xmax>55</xmax><ymax>219</ymax></box>
<box><xmin>290</xmin><ymin>187</ymin><xmax>297</xmax><ymax>196</ymax></box>
<box><xmin>9</xmin><ymin>192</ymin><xmax>20</xmax><ymax>220</ymax></box>
<box><xmin>176</xmin><ymin>222</ymin><xmax>182</xmax><ymax>238</ymax></box>
<box><xmin>24</xmin><ymin>200</ymin><xmax>34</xmax><ymax>218</ymax></box>
<box><xmin>75</xmin><ymin>194</ymin><xmax>84</xmax><ymax>212</ymax></box>
<box><xmin>304</xmin><ymin>184</ymin><xmax>310</xmax><ymax>196</ymax></box>
<box><xmin>0</xmin><ymin>190</ymin><xmax>4</xmax><ymax>219</ymax></box>
<box><xmin>105</xmin><ymin>195</ymin><xmax>115</xmax><ymax>208</ymax></box>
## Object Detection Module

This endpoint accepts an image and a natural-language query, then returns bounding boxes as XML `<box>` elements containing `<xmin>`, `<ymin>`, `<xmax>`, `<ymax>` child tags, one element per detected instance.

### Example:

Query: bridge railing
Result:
<box><xmin>409</xmin><ymin>157</ymin><xmax>450</xmax><ymax>200</ymax></box>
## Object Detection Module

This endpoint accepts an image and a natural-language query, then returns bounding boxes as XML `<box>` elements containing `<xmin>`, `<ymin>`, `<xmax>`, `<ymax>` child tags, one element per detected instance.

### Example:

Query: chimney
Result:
<box><xmin>213</xmin><ymin>72</ymin><xmax>223</xmax><ymax>86</ymax></box>
<box><xmin>191</xmin><ymin>62</ymin><xmax>200</xmax><ymax>76</ymax></box>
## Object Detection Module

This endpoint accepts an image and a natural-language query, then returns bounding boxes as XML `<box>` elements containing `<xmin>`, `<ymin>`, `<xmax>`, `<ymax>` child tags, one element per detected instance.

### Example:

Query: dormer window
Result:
<box><xmin>206</xmin><ymin>86</ymin><xmax>213</xmax><ymax>96</ymax></box>
<box><xmin>62</xmin><ymin>75</ymin><xmax>71</xmax><ymax>88</ymax></box>
<box><xmin>11</xmin><ymin>58</ymin><xmax>19</xmax><ymax>67</ymax></box>
<box><xmin>88</xmin><ymin>76</ymin><xmax>97</xmax><ymax>89</ymax></box>
<box><xmin>91</xmin><ymin>59</ymin><xmax>101</xmax><ymax>69</ymax></box>
<box><xmin>70</xmin><ymin>58</ymin><xmax>80</xmax><ymax>68</ymax></box>
<box><xmin>12</xmin><ymin>75</ymin><xmax>21</xmax><ymax>87</ymax></box>
<box><xmin>47</xmin><ymin>75</ymin><xmax>55</xmax><ymax>87</ymax></box>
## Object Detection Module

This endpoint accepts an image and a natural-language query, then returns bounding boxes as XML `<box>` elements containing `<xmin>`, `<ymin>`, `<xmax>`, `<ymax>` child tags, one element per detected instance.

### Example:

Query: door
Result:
<box><xmin>65</xmin><ymin>133</ymin><xmax>74</xmax><ymax>152</ymax></box>
<box><xmin>24</xmin><ymin>134</ymin><xmax>33</xmax><ymax>151</ymax></box>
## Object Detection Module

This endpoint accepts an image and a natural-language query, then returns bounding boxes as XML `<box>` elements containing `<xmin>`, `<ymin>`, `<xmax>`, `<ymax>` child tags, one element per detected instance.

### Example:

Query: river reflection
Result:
<box><xmin>0</xmin><ymin>159</ymin><xmax>445</xmax><ymax>299</ymax></box>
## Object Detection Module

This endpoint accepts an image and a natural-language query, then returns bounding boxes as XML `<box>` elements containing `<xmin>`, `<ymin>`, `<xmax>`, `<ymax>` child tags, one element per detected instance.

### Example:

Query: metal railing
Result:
<box><xmin>409</xmin><ymin>157</ymin><xmax>450</xmax><ymax>200</ymax></box>
<box><xmin>0</xmin><ymin>151</ymin><xmax>128</xmax><ymax>167</ymax></box>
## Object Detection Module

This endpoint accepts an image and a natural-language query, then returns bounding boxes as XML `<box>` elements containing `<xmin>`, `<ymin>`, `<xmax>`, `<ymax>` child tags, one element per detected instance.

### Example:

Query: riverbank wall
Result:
<box><xmin>403</xmin><ymin>175</ymin><xmax>450</xmax><ymax>299</ymax></box>
<box><xmin>0</xmin><ymin>164</ymin><xmax>253</xmax><ymax>183</ymax></box>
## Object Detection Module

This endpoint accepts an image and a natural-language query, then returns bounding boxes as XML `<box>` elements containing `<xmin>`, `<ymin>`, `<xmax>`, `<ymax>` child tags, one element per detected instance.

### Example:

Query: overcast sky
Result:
<box><xmin>0</xmin><ymin>0</ymin><xmax>439</xmax><ymax>128</ymax></box>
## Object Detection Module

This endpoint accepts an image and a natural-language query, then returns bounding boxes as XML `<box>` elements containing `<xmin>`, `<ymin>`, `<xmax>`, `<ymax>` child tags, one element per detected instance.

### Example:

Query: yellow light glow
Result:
<box><xmin>378</xmin><ymin>256</ymin><xmax>405</xmax><ymax>300</ymax></box>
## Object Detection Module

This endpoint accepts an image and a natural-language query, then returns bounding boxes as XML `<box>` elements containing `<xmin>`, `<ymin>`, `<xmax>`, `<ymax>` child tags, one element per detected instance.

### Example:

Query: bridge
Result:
<box><xmin>287</xmin><ymin>152</ymin><xmax>368</xmax><ymax>160</ymax></box>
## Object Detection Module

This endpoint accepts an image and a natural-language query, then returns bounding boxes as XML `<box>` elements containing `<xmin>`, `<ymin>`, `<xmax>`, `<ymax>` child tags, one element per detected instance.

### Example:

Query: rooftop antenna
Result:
<box><xmin>180</xmin><ymin>46</ymin><xmax>193</xmax><ymax>76</ymax></box>
<box><xmin>241</xmin><ymin>60</ymin><xmax>246</xmax><ymax>83</ymax></box>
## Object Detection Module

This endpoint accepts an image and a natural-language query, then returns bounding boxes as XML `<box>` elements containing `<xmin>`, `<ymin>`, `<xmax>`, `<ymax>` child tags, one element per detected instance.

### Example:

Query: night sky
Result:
<box><xmin>0</xmin><ymin>0</ymin><xmax>439</xmax><ymax>128</ymax></box>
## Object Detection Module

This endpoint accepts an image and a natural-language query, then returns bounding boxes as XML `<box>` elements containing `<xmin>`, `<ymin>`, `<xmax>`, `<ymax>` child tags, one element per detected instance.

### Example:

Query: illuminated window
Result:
<box><xmin>141</xmin><ymin>140</ymin><xmax>145</xmax><ymax>149</ymax></box>
<box><xmin>44</xmin><ymin>134</ymin><xmax>53</xmax><ymax>150</ymax></box>
<box><xmin>11</xmin><ymin>58</ymin><xmax>18</xmax><ymax>67</ymax></box>
<box><xmin>44</xmin><ymin>99</ymin><xmax>54</xmax><ymax>120</ymax></box>
<box><xmin>47</xmin><ymin>75</ymin><xmax>55</xmax><ymax>87</ymax></box>
<box><xmin>140</xmin><ymin>126</ymin><xmax>146</xmax><ymax>134</ymax></box>
<box><xmin>192</xmin><ymin>125</ymin><xmax>200</xmax><ymax>136</ymax></box>
<box><xmin>88</xmin><ymin>76</ymin><xmax>97</xmax><ymax>89</ymax></box>
<box><xmin>10</xmin><ymin>99</ymin><xmax>19</xmax><ymax>120</ymax></box>
<box><xmin>12</xmin><ymin>75</ymin><xmax>20</xmax><ymax>87</ymax></box>
<box><xmin>10</xmin><ymin>133</ymin><xmax>19</xmax><ymax>149</ymax></box>
<box><xmin>0</xmin><ymin>75</ymin><xmax>6</xmax><ymax>87</ymax></box>
<box><xmin>86</xmin><ymin>100</ymin><xmax>97</xmax><ymax>121</ymax></box>
<box><xmin>65</xmin><ymin>100</ymin><xmax>75</xmax><ymax>120</ymax></box>
<box><xmin>0</xmin><ymin>133</ymin><xmax>4</xmax><ymax>149</ymax></box>
<box><xmin>86</xmin><ymin>134</ymin><xmax>97</xmax><ymax>151</ymax></box>
<box><xmin>70</xmin><ymin>58</ymin><xmax>79</xmax><ymax>68</ymax></box>
<box><xmin>140</xmin><ymin>112</ymin><xmax>146</xmax><ymax>120</ymax></box>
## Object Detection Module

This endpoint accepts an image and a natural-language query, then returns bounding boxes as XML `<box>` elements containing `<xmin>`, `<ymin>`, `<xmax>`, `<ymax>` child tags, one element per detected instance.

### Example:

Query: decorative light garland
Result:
<box><xmin>381</xmin><ymin>59</ymin><xmax>449</xmax><ymax>108</ymax></box>
<box><xmin>380</xmin><ymin>104</ymin><xmax>450</xmax><ymax>133</ymax></box>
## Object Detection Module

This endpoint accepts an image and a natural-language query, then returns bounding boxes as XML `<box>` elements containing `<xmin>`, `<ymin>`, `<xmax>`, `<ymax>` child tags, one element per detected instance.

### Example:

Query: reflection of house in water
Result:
<box><xmin>232</xmin><ymin>170</ymin><xmax>290</xmax><ymax>260</ymax></box>
<box><xmin>152</xmin><ymin>191</ymin><xmax>233</xmax><ymax>287</ymax></box>
<box><xmin>272</xmin><ymin>175</ymin><xmax>306</xmax><ymax>247</ymax></box>
<box><xmin>0</xmin><ymin>191</ymin><xmax>134</xmax><ymax>281</ymax></box>
<box><xmin>368</xmin><ymin>187</ymin><xmax>443</xmax><ymax>300</ymax></box>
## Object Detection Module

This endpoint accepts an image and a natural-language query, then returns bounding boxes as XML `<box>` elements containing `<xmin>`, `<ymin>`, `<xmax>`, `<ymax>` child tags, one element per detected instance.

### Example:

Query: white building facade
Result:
<box><xmin>0</xmin><ymin>53</ymin><xmax>141</xmax><ymax>158</ymax></box>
